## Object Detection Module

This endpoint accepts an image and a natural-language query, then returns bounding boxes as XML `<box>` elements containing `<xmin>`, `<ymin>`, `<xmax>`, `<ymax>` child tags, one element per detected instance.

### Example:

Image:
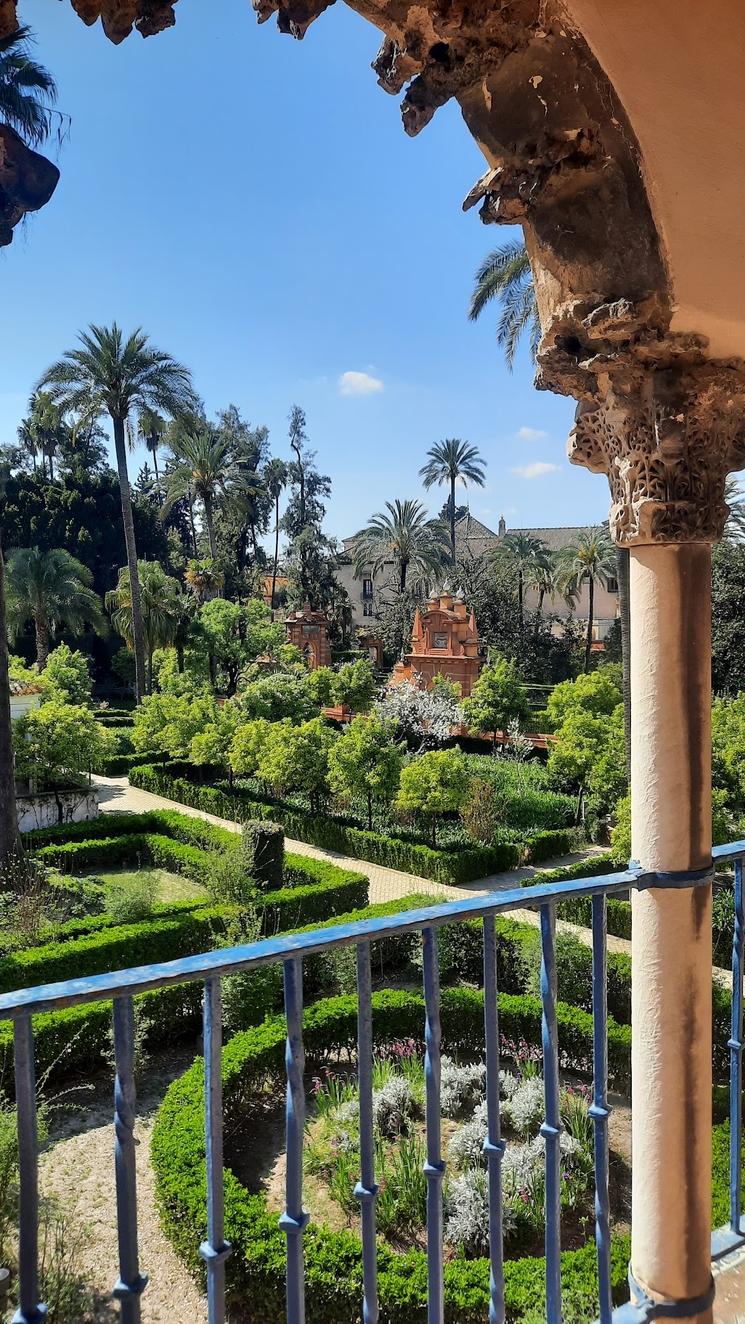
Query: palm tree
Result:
<box><xmin>106</xmin><ymin>561</ymin><xmax>182</xmax><ymax>693</ymax></box>
<box><xmin>468</xmin><ymin>239</ymin><xmax>541</xmax><ymax>370</ymax></box>
<box><xmin>5</xmin><ymin>547</ymin><xmax>107</xmax><ymax>669</ymax></box>
<box><xmin>471</xmin><ymin>239</ymin><xmax>631</xmax><ymax>756</ymax></box>
<box><xmin>724</xmin><ymin>476</ymin><xmax>745</xmax><ymax>542</ymax></box>
<box><xmin>353</xmin><ymin>499</ymin><xmax>449</xmax><ymax>594</ymax></box>
<box><xmin>38</xmin><ymin>323</ymin><xmax>195</xmax><ymax>703</ymax></box>
<box><xmin>557</xmin><ymin>526</ymin><xmax>617</xmax><ymax>672</ymax></box>
<box><xmin>137</xmin><ymin>407</ymin><xmax>167</xmax><ymax>497</ymax></box>
<box><xmin>526</xmin><ymin>554</ymin><xmax>571</xmax><ymax>616</ymax></box>
<box><xmin>419</xmin><ymin>438</ymin><xmax>486</xmax><ymax>566</ymax></box>
<box><xmin>494</xmin><ymin>531</ymin><xmax>551</xmax><ymax>620</ymax></box>
<box><xmin>163</xmin><ymin>422</ymin><xmax>231</xmax><ymax>561</ymax></box>
<box><xmin>184</xmin><ymin>558</ymin><xmax>224</xmax><ymax>605</ymax></box>
<box><xmin>0</xmin><ymin>24</ymin><xmax>58</xmax><ymax>147</ymax></box>
<box><xmin>0</xmin><ymin>459</ymin><xmax>20</xmax><ymax>875</ymax></box>
<box><xmin>264</xmin><ymin>457</ymin><xmax>288</xmax><ymax>611</ymax></box>
<box><xmin>19</xmin><ymin>390</ymin><xmax>66</xmax><ymax>481</ymax></box>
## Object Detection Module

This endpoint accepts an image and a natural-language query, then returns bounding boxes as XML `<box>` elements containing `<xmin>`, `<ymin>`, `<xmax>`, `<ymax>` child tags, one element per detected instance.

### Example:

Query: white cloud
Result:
<box><xmin>512</xmin><ymin>461</ymin><xmax>560</xmax><ymax>480</ymax></box>
<box><xmin>516</xmin><ymin>426</ymin><xmax>549</xmax><ymax>442</ymax></box>
<box><xmin>338</xmin><ymin>371</ymin><xmax>384</xmax><ymax>397</ymax></box>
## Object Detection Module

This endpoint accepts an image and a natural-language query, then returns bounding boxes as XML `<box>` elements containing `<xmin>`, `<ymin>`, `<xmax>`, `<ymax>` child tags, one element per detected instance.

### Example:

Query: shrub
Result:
<box><xmin>204</xmin><ymin>847</ymin><xmax>258</xmax><ymax>907</ymax></box>
<box><xmin>459</xmin><ymin>779</ymin><xmax>499</xmax><ymax>844</ymax></box>
<box><xmin>444</xmin><ymin>1169</ymin><xmax>490</xmax><ymax>1255</ymax></box>
<box><xmin>396</xmin><ymin>749</ymin><xmax>469</xmax><ymax>845</ymax></box>
<box><xmin>150</xmin><ymin>990</ymin><xmax>634</xmax><ymax>1324</ymax></box>
<box><xmin>242</xmin><ymin>821</ymin><xmax>284</xmax><ymax>891</ymax></box>
<box><xmin>128</xmin><ymin>765</ymin><xmax>523</xmax><ymax>884</ymax></box>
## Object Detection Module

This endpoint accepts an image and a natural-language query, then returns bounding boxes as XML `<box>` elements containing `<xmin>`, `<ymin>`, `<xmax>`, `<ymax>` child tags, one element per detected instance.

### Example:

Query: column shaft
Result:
<box><xmin>630</xmin><ymin>542</ymin><xmax>713</xmax><ymax>1322</ymax></box>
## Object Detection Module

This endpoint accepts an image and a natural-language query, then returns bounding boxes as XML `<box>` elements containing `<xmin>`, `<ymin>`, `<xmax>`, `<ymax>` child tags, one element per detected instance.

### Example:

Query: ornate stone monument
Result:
<box><xmin>284</xmin><ymin>604</ymin><xmax>332</xmax><ymax>670</ymax></box>
<box><xmin>392</xmin><ymin>590</ymin><xmax>482</xmax><ymax>697</ymax></box>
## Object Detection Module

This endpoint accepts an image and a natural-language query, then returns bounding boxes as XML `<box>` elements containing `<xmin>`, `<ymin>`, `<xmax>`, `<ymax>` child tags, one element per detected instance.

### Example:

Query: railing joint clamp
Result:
<box><xmin>199</xmin><ymin>1239</ymin><xmax>232</xmax><ymax>1266</ymax></box>
<box><xmin>112</xmin><ymin>1274</ymin><xmax>149</xmax><ymax>1300</ymax></box>
<box><xmin>279</xmin><ymin>1210</ymin><xmax>310</xmax><ymax>1235</ymax></box>
<box><xmin>627</xmin><ymin>1268</ymin><xmax>715</xmax><ymax>1318</ymax></box>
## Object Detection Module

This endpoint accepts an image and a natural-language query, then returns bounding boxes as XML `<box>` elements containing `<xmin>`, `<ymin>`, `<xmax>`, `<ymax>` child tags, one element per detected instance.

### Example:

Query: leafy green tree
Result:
<box><xmin>419</xmin><ymin>439</ymin><xmax>486</xmax><ymax>566</ymax></box>
<box><xmin>0</xmin><ymin>24</ymin><xmax>59</xmax><ymax>147</ymax></box>
<box><xmin>556</xmin><ymin>526</ymin><xmax>616</xmax><ymax>673</ymax></box>
<box><xmin>395</xmin><ymin>748</ymin><xmax>469</xmax><ymax>845</ymax></box>
<box><xmin>0</xmin><ymin>463</ymin><xmax>20</xmax><ymax>870</ymax></box>
<box><xmin>463</xmin><ymin>656</ymin><xmax>530</xmax><ymax>748</ymax></box>
<box><xmin>132</xmin><ymin>690</ymin><xmax>218</xmax><ymax>759</ymax></box>
<box><xmin>547</xmin><ymin>700</ymin><xmax>626</xmax><ymax>820</ymax></box>
<box><xmin>257</xmin><ymin>717</ymin><xmax>335</xmax><ymax>811</ymax></box>
<box><xmin>39</xmin><ymin>323</ymin><xmax>196</xmax><ymax>701</ymax></box>
<box><xmin>41</xmin><ymin>643</ymin><xmax>93</xmax><ymax>706</ymax></box>
<box><xmin>328</xmin><ymin>715</ymin><xmax>403</xmax><ymax>829</ymax></box>
<box><xmin>307</xmin><ymin>666</ymin><xmax>337</xmax><ymax>709</ymax></box>
<box><xmin>334</xmin><ymin>658</ymin><xmax>376</xmax><ymax>713</ymax></box>
<box><xmin>106</xmin><ymin>560</ymin><xmax>182</xmax><ymax>693</ymax></box>
<box><xmin>6</xmin><ymin>546</ymin><xmax>107</xmax><ymax>668</ymax></box>
<box><xmin>493</xmin><ymin>532</ymin><xmax>551</xmax><ymax>622</ymax></box>
<box><xmin>353</xmin><ymin>499</ymin><xmax>449</xmax><ymax>594</ymax></box>
<box><xmin>281</xmin><ymin>405</ymin><xmax>333</xmax><ymax>609</ymax></box>
<box><xmin>240</xmin><ymin>671</ymin><xmax>317</xmax><ymax>724</ymax></box>
<box><xmin>13</xmin><ymin>701</ymin><xmax>114</xmax><ymax>791</ymax></box>
<box><xmin>545</xmin><ymin>669</ymin><xmax>622</xmax><ymax>730</ymax></box>
<box><xmin>468</xmin><ymin>239</ymin><xmax>540</xmax><ymax>370</ymax></box>
<box><xmin>195</xmin><ymin>597</ymin><xmax>285</xmax><ymax>697</ymax></box>
<box><xmin>229</xmin><ymin>718</ymin><xmax>273</xmax><ymax>779</ymax></box>
<box><xmin>264</xmin><ymin>456</ymin><xmax>288</xmax><ymax>610</ymax></box>
<box><xmin>712</xmin><ymin>695</ymin><xmax>745</xmax><ymax>812</ymax></box>
<box><xmin>190</xmin><ymin>702</ymin><xmax>241</xmax><ymax>780</ymax></box>
<box><xmin>712</xmin><ymin>541</ymin><xmax>745</xmax><ymax>695</ymax></box>
<box><xmin>211</xmin><ymin>406</ymin><xmax>271</xmax><ymax>587</ymax></box>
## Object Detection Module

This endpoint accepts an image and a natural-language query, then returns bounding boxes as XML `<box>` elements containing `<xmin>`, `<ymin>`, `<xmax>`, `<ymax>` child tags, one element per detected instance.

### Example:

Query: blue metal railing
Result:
<box><xmin>0</xmin><ymin>846</ymin><xmax>744</xmax><ymax>1324</ymax></box>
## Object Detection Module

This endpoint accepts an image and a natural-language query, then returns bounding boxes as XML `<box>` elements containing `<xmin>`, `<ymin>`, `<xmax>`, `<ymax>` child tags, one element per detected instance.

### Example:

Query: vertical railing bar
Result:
<box><xmin>730</xmin><ymin>857</ymin><xmax>745</xmax><ymax>1231</ymax></box>
<box><xmin>590</xmin><ymin>894</ymin><xmax>613</xmax><ymax>1323</ymax></box>
<box><xmin>539</xmin><ymin>902</ymin><xmax>562</xmax><ymax>1324</ymax></box>
<box><xmin>422</xmin><ymin>926</ymin><xmax>445</xmax><ymax>1324</ymax></box>
<box><xmin>199</xmin><ymin>977</ymin><xmax>231</xmax><ymax>1323</ymax></box>
<box><xmin>354</xmin><ymin>943</ymin><xmax>379</xmax><ymax>1324</ymax></box>
<box><xmin>280</xmin><ymin>956</ymin><xmax>309</xmax><ymax>1324</ymax></box>
<box><xmin>482</xmin><ymin>915</ymin><xmax>506</xmax><ymax>1324</ymax></box>
<box><xmin>112</xmin><ymin>995</ymin><xmax>148</xmax><ymax>1324</ymax></box>
<box><xmin>12</xmin><ymin>1015</ymin><xmax>46</xmax><ymax>1324</ymax></box>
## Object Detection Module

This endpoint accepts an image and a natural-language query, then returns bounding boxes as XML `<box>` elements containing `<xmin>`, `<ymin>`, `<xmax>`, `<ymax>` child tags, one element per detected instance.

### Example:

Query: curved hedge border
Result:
<box><xmin>152</xmin><ymin>989</ymin><xmax>633</xmax><ymax>1322</ymax></box>
<box><xmin>128</xmin><ymin>764</ymin><xmax>587</xmax><ymax>884</ymax></box>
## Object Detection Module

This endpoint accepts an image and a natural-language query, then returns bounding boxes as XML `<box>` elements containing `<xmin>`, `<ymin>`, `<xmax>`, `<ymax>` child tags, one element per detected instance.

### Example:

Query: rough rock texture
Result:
<box><xmin>0</xmin><ymin>124</ymin><xmax>59</xmax><ymax>247</ymax></box>
<box><xmin>0</xmin><ymin>0</ymin><xmax>178</xmax><ymax>43</ymax></box>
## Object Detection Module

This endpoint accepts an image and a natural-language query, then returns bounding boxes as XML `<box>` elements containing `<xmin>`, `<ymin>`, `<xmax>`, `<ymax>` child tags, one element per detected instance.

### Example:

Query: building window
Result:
<box><xmin>606</xmin><ymin>577</ymin><xmax>619</xmax><ymax>593</ymax></box>
<box><xmin>363</xmin><ymin>601</ymin><xmax>375</xmax><ymax>617</ymax></box>
<box><xmin>362</xmin><ymin>578</ymin><xmax>373</xmax><ymax>600</ymax></box>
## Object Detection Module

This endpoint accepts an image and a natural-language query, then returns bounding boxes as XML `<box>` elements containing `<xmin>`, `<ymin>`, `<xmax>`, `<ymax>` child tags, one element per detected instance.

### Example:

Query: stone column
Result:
<box><xmin>570</xmin><ymin>367</ymin><xmax>745</xmax><ymax>1322</ymax></box>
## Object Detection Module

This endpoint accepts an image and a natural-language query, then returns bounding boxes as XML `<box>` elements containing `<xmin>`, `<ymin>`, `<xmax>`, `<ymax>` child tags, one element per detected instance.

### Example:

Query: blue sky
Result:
<box><xmin>0</xmin><ymin>1</ymin><xmax>611</xmax><ymax>541</ymax></box>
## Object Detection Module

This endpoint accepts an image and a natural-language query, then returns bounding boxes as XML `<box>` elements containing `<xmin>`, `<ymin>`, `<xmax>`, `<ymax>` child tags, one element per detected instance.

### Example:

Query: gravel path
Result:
<box><xmin>39</xmin><ymin>1051</ymin><xmax>207</xmax><ymax>1323</ymax></box>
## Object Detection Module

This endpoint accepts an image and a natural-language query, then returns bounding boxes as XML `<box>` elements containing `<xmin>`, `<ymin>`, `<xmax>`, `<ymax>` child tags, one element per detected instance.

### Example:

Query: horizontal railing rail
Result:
<box><xmin>0</xmin><ymin>850</ymin><xmax>743</xmax><ymax>1324</ymax></box>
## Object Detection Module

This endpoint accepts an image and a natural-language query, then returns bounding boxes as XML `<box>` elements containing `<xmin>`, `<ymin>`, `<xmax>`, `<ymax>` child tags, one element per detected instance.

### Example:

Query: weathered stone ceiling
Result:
<box><xmin>3</xmin><ymin>0</ymin><xmax>744</xmax><ymax>411</ymax></box>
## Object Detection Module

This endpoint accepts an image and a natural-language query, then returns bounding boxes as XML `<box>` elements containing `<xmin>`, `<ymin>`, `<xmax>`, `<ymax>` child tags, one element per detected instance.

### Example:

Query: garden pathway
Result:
<box><xmin>93</xmin><ymin>774</ymin><xmax>630</xmax><ymax>951</ymax></box>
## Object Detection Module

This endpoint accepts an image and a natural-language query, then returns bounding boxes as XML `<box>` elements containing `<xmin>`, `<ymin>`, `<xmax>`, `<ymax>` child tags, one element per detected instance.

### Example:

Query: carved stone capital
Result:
<box><xmin>568</xmin><ymin>367</ymin><xmax>745</xmax><ymax>545</ymax></box>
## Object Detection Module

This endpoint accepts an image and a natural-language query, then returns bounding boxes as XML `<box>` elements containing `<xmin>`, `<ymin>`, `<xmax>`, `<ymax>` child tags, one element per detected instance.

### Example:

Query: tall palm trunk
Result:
<box><xmin>271</xmin><ymin>494</ymin><xmax>281</xmax><ymax>612</ymax></box>
<box><xmin>187</xmin><ymin>496</ymin><xmax>198</xmax><ymax>555</ymax></box>
<box><xmin>0</xmin><ymin>542</ymin><xmax>21</xmax><ymax>878</ymax></box>
<box><xmin>34</xmin><ymin>608</ymin><xmax>50</xmax><ymax>669</ymax></box>
<box><xmin>400</xmin><ymin>559</ymin><xmax>408</xmax><ymax>593</ymax></box>
<box><xmin>203</xmin><ymin>495</ymin><xmax>218</xmax><ymax>560</ymax></box>
<box><xmin>584</xmin><ymin>573</ymin><xmax>595</xmax><ymax>672</ymax></box>
<box><xmin>112</xmin><ymin>414</ymin><xmax>146</xmax><ymax>704</ymax></box>
<box><xmin>616</xmin><ymin>547</ymin><xmax>632</xmax><ymax>780</ymax></box>
<box><xmin>518</xmin><ymin>569</ymin><xmax>524</xmax><ymax>621</ymax></box>
<box><xmin>151</xmin><ymin>446</ymin><xmax>162</xmax><ymax>499</ymax></box>
<box><xmin>449</xmin><ymin>474</ymin><xmax>456</xmax><ymax>567</ymax></box>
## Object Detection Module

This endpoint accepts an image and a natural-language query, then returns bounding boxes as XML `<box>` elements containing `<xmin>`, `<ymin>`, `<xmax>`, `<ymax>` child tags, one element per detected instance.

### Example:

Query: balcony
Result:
<box><xmin>1</xmin><ymin>848</ymin><xmax>743</xmax><ymax>1324</ymax></box>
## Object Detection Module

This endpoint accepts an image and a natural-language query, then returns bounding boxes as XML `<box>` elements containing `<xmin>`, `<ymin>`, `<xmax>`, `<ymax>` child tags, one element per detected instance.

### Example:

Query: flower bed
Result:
<box><xmin>151</xmin><ymin>990</ymin><xmax>633</xmax><ymax>1322</ymax></box>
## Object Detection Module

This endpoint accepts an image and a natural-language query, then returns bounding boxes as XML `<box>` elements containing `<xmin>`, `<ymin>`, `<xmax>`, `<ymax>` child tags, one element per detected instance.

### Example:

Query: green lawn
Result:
<box><xmin>90</xmin><ymin>867</ymin><xmax>209</xmax><ymax>904</ymax></box>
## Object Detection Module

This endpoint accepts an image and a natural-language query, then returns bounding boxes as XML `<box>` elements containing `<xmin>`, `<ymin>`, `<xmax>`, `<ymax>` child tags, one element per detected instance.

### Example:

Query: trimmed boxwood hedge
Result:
<box><xmin>151</xmin><ymin>989</ymin><xmax>634</xmax><ymax>1323</ymax></box>
<box><xmin>129</xmin><ymin>764</ymin><xmax>543</xmax><ymax>884</ymax></box>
